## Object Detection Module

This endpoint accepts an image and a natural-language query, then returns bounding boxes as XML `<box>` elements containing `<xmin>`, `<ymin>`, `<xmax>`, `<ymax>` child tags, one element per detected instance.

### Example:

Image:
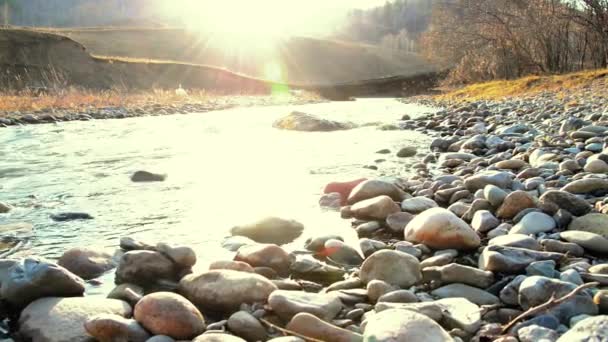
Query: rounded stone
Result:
<box><xmin>227</xmin><ymin>311</ymin><xmax>268</xmax><ymax>342</ymax></box>
<box><xmin>510</xmin><ymin>212</ymin><xmax>556</xmax><ymax>235</ymax></box>
<box><xmin>404</xmin><ymin>208</ymin><xmax>480</xmax><ymax>250</ymax></box>
<box><xmin>363</xmin><ymin>309</ymin><xmax>452</xmax><ymax>342</ymax></box>
<box><xmin>57</xmin><ymin>247</ymin><xmax>116</xmax><ymax>280</ymax></box>
<box><xmin>85</xmin><ymin>314</ymin><xmax>150</xmax><ymax>342</ymax></box>
<box><xmin>497</xmin><ymin>191</ymin><xmax>536</xmax><ymax>219</ymax></box>
<box><xmin>179</xmin><ymin>270</ymin><xmax>278</xmax><ymax>313</ymax></box>
<box><xmin>359</xmin><ymin>250</ymin><xmax>421</xmax><ymax>288</ymax></box>
<box><xmin>234</xmin><ymin>244</ymin><xmax>291</xmax><ymax>276</ymax></box>
<box><xmin>134</xmin><ymin>292</ymin><xmax>205</xmax><ymax>340</ymax></box>
<box><xmin>350</xmin><ymin>195</ymin><xmax>400</xmax><ymax>220</ymax></box>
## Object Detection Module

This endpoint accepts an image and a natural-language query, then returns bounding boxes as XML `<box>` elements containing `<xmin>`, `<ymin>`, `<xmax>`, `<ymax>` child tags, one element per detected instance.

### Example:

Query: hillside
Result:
<box><xmin>44</xmin><ymin>28</ymin><xmax>435</xmax><ymax>85</ymax></box>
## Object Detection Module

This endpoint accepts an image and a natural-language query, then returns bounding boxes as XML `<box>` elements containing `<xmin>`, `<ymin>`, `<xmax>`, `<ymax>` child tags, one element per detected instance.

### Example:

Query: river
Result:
<box><xmin>0</xmin><ymin>98</ymin><xmax>435</xmax><ymax>292</ymax></box>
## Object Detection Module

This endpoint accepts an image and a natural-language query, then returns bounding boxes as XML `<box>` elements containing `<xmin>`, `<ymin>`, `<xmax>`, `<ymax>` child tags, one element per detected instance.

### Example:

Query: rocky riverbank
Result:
<box><xmin>0</xmin><ymin>93</ymin><xmax>322</xmax><ymax>127</ymax></box>
<box><xmin>2</xmin><ymin>88</ymin><xmax>608</xmax><ymax>341</ymax></box>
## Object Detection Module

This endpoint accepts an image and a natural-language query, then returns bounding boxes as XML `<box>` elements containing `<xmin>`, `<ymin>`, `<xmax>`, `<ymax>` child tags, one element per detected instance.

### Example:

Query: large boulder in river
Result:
<box><xmin>273</xmin><ymin>111</ymin><xmax>355</xmax><ymax>132</ymax></box>
<box><xmin>179</xmin><ymin>270</ymin><xmax>277</xmax><ymax>313</ymax></box>
<box><xmin>230</xmin><ymin>217</ymin><xmax>304</xmax><ymax>245</ymax></box>
<box><xmin>363</xmin><ymin>309</ymin><xmax>452</xmax><ymax>342</ymax></box>
<box><xmin>404</xmin><ymin>208</ymin><xmax>480</xmax><ymax>250</ymax></box>
<box><xmin>347</xmin><ymin>179</ymin><xmax>407</xmax><ymax>205</ymax></box>
<box><xmin>57</xmin><ymin>247</ymin><xmax>116</xmax><ymax>280</ymax></box>
<box><xmin>19</xmin><ymin>297</ymin><xmax>132</xmax><ymax>342</ymax></box>
<box><xmin>134</xmin><ymin>292</ymin><xmax>205</xmax><ymax>340</ymax></box>
<box><xmin>1</xmin><ymin>257</ymin><xmax>85</xmax><ymax>308</ymax></box>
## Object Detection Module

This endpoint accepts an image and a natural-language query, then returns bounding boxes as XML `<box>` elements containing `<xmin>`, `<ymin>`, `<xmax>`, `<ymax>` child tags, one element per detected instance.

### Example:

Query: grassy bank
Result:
<box><xmin>0</xmin><ymin>88</ymin><xmax>321</xmax><ymax>118</ymax></box>
<box><xmin>439</xmin><ymin>68</ymin><xmax>608</xmax><ymax>101</ymax></box>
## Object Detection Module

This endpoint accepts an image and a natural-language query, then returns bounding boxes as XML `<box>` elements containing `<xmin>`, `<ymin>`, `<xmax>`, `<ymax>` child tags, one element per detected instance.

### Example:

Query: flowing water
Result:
<box><xmin>0</xmin><ymin>98</ymin><xmax>435</xmax><ymax>293</ymax></box>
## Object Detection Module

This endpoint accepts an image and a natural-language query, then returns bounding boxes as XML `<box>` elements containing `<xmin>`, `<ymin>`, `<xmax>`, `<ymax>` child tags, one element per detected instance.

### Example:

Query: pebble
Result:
<box><xmin>359</xmin><ymin>250</ymin><xmax>421</xmax><ymax>288</ymax></box>
<box><xmin>404</xmin><ymin>208</ymin><xmax>480</xmax><ymax>250</ymax></box>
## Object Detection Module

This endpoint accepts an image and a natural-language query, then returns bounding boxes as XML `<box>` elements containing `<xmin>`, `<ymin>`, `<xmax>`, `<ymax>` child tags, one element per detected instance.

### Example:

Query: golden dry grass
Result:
<box><xmin>0</xmin><ymin>88</ymin><xmax>221</xmax><ymax>113</ymax></box>
<box><xmin>439</xmin><ymin>68</ymin><xmax>608</xmax><ymax>101</ymax></box>
<box><xmin>0</xmin><ymin>87</ymin><xmax>321</xmax><ymax>114</ymax></box>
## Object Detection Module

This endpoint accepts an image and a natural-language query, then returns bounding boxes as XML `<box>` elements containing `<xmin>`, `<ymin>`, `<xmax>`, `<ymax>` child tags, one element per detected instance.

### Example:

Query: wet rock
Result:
<box><xmin>404</xmin><ymin>208</ymin><xmax>480</xmax><ymax>250</ymax></box>
<box><xmin>156</xmin><ymin>243</ymin><xmax>197</xmax><ymax>269</ymax></box>
<box><xmin>557</xmin><ymin>315</ymin><xmax>608</xmax><ymax>341</ymax></box>
<box><xmin>324</xmin><ymin>178</ymin><xmax>367</xmax><ymax>205</ymax></box>
<box><xmin>510</xmin><ymin>212</ymin><xmax>556</xmax><ymax>235</ymax></box>
<box><xmin>0</xmin><ymin>202</ymin><xmax>11</xmax><ymax>213</ymax></box>
<box><xmin>479</xmin><ymin>245</ymin><xmax>563</xmax><ymax>273</ymax></box>
<box><xmin>464</xmin><ymin>171</ymin><xmax>513</xmax><ymax>192</ymax></box>
<box><xmin>85</xmin><ymin>314</ymin><xmax>150</xmax><ymax>342</ymax></box>
<box><xmin>519</xmin><ymin>276</ymin><xmax>597</xmax><ymax>322</ymax></box>
<box><xmin>230</xmin><ymin>217</ymin><xmax>304</xmax><ymax>245</ymax></box>
<box><xmin>497</xmin><ymin>191</ymin><xmax>536</xmax><ymax>219</ymax></box>
<box><xmin>401</xmin><ymin>196</ymin><xmax>438</xmax><ymax>214</ymax></box>
<box><xmin>120</xmin><ymin>237</ymin><xmax>154</xmax><ymax>251</ymax></box>
<box><xmin>107</xmin><ymin>283</ymin><xmax>144</xmax><ymax>306</ymax></box>
<box><xmin>179</xmin><ymin>270</ymin><xmax>277</xmax><ymax>313</ymax></box>
<box><xmin>286</xmin><ymin>313</ymin><xmax>363</xmax><ymax>342</ymax></box>
<box><xmin>268</xmin><ymin>290</ymin><xmax>343</xmax><ymax>321</ymax></box>
<box><xmin>50</xmin><ymin>212</ymin><xmax>94</xmax><ymax>221</ymax></box>
<box><xmin>560</xmin><ymin>231</ymin><xmax>608</xmax><ymax>254</ymax></box>
<box><xmin>115</xmin><ymin>250</ymin><xmax>178</xmax><ymax>287</ymax></box>
<box><xmin>227</xmin><ymin>311</ymin><xmax>267</xmax><ymax>342</ymax></box>
<box><xmin>347</xmin><ymin>180</ymin><xmax>406</xmax><ymax>205</ymax></box>
<box><xmin>131</xmin><ymin>171</ymin><xmax>167</xmax><ymax>182</ymax></box>
<box><xmin>57</xmin><ymin>247</ymin><xmax>115</xmax><ymax>280</ymax></box>
<box><xmin>359</xmin><ymin>250</ymin><xmax>421</xmax><ymax>287</ymax></box>
<box><xmin>351</xmin><ymin>195</ymin><xmax>400</xmax><ymax>220</ymax></box>
<box><xmin>422</xmin><ymin>263</ymin><xmax>494</xmax><ymax>288</ymax></box>
<box><xmin>19</xmin><ymin>297</ymin><xmax>132</xmax><ymax>342</ymax></box>
<box><xmin>397</xmin><ymin>146</ymin><xmax>417</xmax><ymax>158</ymax></box>
<box><xmin>363</xmin><ymin>309</ymin><xmax>452</xmax><ymax>342</ymax></box>
<box><xmin>562</xmin><ymin>178</ymin><xmax>608</xmax><ymax>194</ymax></box>
<box><xmin>431</xmin><ymin>283</ymin><xmax>500</xmax><ymax>305</ymax></box>
<box><xmin>568</xmin><ymin>213</ymin><xmax>608</xmax><ymax>238</ymax></box>
<box><xmin>234</xmin><ymin>244</ymin><xmax>291</xmax><ymax>276</ymax></box>
<box><xmin>318</xmin><ymin>239</ymin><xmax>364</xmax><ymax>266</ymax></box>
<box><xmin>221</xmin><ymin>236</ymin><xmax>258</xmax><ymax>252</ymax></box>
<box><xmin>539</xmin><ymin>190</ymin><xmax>591</xmax><ymax>216</ymax></box>
<box><xmin>2</xmin><ymin>257</ymin><xmax>85</xmax><ymax>308</ymax></box>
<box><xmin>134</xmin><ymin>292</ymin><xmax>205</xmax><ymax>340</ymax></box>
<box><xmin>273</xmin><ymin>111</ymin><xmax>354</xmax><ymax>132</ymax></box>
<box><xmin>489</xmin><ymin>234</ymin><xmax>542</xmax><ymax>250</ymax></box>
<box><xmin>319</xmin><ymin>192</ymin><xmax>342</xmax><ymax>209</ymax></box>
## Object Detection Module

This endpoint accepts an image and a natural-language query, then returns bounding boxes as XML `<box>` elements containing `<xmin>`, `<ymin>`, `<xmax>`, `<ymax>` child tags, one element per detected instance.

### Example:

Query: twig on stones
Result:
<box><xmin>501</xmin><ymin>281</ymin><xmax>599</xmax><ymax>334</ymax></box>
<box><xmin>260</xmin><ymin>318</ymin><xmax>325</xmax><ymax>342</ymax></box>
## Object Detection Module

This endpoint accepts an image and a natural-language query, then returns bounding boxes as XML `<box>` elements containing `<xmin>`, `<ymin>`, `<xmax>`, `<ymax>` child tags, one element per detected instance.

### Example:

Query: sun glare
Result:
<box><xmin>183</xmin><ymin>0</ymin><xmax>292</xmax><ymax>38</ymax></box>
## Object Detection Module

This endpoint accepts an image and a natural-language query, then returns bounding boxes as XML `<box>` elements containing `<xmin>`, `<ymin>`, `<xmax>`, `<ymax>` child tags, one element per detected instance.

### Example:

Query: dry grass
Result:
<box><xmin>0</xmin><ymin>88</ymin><xmax>223</xmax><ymax>113</ymax></box>
<box><xmin>439</xmin><ymin>68</ymin><xmax>608</xmax><ymax>101</ymax></box>
<box><xmin>0</xmin><ymin>87</ymin><xmax>321</xmax><ymax>114</ymax></box>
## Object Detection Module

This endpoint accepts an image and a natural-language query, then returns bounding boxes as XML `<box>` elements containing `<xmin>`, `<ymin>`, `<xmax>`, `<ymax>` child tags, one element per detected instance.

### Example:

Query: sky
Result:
<box><xmin>165</xmin><ymin>0</ymin><xmax>390</xmax><ymax>36</ymax></box>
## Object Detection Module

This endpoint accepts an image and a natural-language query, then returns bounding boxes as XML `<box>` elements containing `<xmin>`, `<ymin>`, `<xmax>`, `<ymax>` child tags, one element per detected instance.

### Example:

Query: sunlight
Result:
<box><xmin>183</xmin><ymin>0</ymin><xmax>292</xmax><ymax>38</ymax></box>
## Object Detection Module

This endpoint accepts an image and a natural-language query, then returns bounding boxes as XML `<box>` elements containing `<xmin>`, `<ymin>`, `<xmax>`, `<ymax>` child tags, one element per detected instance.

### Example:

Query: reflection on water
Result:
<box><xmin>0</xmin><ymin>99</ymin><xmax>435</xmax><ymax>274</ymax></box>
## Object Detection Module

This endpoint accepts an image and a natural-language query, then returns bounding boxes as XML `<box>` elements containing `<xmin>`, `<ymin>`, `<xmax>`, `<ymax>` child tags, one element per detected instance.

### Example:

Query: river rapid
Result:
<box><xmin>0</xmin><ymin>98</ymin><xmax>436</xmax><ymax>293</ymax></box>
